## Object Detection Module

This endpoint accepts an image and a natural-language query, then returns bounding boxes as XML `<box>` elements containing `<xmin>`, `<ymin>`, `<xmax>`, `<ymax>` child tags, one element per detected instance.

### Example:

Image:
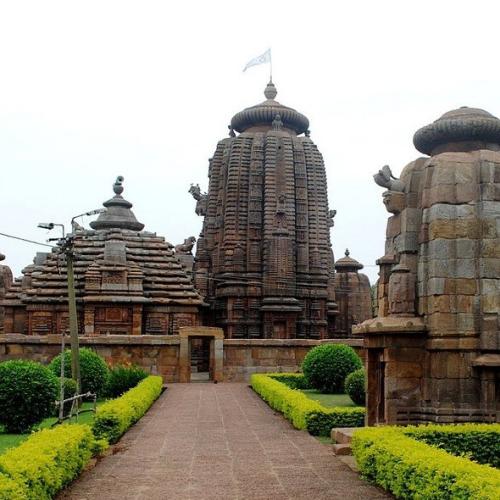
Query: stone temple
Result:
<box><xmin>355</xmin><ymin>106</ymin><xmax>500</xmax><ymax>424</ymax></box>
<box><xmin>193</xmin><ymin>81</ymin><xmax>338</xmax><ymax>339</ymax></box>
<box><xmin>333</xmin><ymin>250</ymin><xmax>372</xmax><ymax>337</ymax></box>
<box><xmin>3</xmin><ymin>178</ymin><xmax>203</xmax><ymax>337</ymax></box>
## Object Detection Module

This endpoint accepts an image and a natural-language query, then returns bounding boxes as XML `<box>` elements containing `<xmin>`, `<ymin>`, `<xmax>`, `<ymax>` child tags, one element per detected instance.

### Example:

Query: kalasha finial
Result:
<box><xmin>345</xmin><ymin>249</ymin><xmax>350</xmax><ymax>257</ymax></box>
<box><xmin>113</xmin><ymin>176</ymin><xmax>124</xmax><ymax>195</ymax></box>
<box><xmin>264</xmin><ymin>80</ymin><xmax>277</xmax><ymax>100</ymax></box>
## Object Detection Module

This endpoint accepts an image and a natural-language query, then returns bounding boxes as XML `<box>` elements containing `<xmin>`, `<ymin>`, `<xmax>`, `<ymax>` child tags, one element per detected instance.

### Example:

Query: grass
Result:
<box><xmin>300</xmin><ymin>390</ymin><xmax>357</xmax><ymax>408</ymax></box>
<box><xmin>0</xmin><ymin>400</ymin><xmax>102</xmax><ymax>455</ymax></box>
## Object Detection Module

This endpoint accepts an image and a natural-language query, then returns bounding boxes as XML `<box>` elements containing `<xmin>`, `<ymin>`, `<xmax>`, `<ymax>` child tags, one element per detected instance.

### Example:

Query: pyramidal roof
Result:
<box><xmin>4</xmin><ymin>178</ymin><xmax>203</xmax><ymax>307</ymax></box>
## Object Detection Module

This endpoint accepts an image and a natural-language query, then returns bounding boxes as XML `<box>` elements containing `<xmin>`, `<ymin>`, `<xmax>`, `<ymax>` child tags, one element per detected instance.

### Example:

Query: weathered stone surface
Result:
<box><xmin>2</xmin><ymin>180</ymin><xmax>203</xmax><ymax>337</ymax></box>
<box><xmin>358</xmin><ymin>106</ymin><xmax>500</xmax><ymax>426</ymax></box>
<box><xmin>193</xmin><ymin>82</ymin><xmax>337</xmax><ymax>340</ymax></box>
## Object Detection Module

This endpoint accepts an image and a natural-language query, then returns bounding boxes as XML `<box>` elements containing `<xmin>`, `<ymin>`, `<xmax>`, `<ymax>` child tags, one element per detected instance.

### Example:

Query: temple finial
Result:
<box><xmin>345</xmin><ymin>248</ymin><xmax>350</xmax><ymax>257</ymax></box>
<box><xmin>113</xmin><ymin>176</ymin><xmax>124</xmax><ymax>195</ymax></box>
<box><xmin>264</xmin><ymin>80</ymin><xmax>277</xmax><ymax>100</ymax></box>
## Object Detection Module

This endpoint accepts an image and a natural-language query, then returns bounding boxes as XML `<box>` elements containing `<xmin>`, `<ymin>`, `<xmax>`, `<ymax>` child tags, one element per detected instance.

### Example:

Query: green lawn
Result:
<box><xmin>301</xmin><ymin>390</ymin><xmax>358</xmax><ymax>408</ymax></box>
<box><xmin>0</xmin><ymin>400</ymin><xmax>102</xmax><ymax>455</ymax></box>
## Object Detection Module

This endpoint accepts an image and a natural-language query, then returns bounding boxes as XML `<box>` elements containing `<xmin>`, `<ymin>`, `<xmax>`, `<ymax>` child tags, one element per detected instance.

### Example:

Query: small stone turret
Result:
<box><xmin>334</xmin><ymin>250</ymin><xmax>372</xmax><ymax>337</ymax></box>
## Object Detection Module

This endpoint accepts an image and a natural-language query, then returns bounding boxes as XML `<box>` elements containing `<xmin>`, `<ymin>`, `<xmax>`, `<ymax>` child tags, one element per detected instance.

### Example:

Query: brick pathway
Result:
<box><xmin>60</xmin><ymin>384</ymin><xmax>389</xmax><ymax>500</ymax></box>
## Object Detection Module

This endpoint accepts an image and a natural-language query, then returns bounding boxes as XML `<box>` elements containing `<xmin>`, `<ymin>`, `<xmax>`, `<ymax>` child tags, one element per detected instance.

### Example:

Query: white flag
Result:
<box><xmin>243</xmin><ymin>49</ymin><xmax>271</xmax><ymax>72</ymax></box>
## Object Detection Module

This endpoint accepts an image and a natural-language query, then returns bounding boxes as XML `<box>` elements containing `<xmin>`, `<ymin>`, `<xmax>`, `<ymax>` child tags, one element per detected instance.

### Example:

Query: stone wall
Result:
<box><xmin>0</xmin><ymin>334</ymin><xmax>363</xmax><ymax>382</ymax></box>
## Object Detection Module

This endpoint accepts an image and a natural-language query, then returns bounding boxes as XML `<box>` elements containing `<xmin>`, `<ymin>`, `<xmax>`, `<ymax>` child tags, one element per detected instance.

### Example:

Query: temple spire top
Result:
<box><xmin>264</xmin><ymin>80</ymin><xmax>277</xmax><ymax>100</ymax></box>
<box><xmin>90</xmin><ymin>176</ymin><xmax>145</xmax><ymax>232</ymax></box>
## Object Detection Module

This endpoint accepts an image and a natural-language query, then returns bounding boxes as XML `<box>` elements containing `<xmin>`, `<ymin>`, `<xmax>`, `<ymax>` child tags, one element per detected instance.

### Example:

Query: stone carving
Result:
<box><xmin>175</xmin><ymin>236</ymin><xmax>196</xmax><ymax>255</ymax></box>
<box><xmin>373</xmin><ymin>165</ymin><xmax>405</xmax><ymax>192</ymax></box>
<box><xmin>189</xmin><ymin>184</ymin><xmax>208</xmax><ymax>216</ymax></box>
<box><xmin>327</xmin><ymin>209</ymin><xmax>337</xmax><ymax>227</ymax></box>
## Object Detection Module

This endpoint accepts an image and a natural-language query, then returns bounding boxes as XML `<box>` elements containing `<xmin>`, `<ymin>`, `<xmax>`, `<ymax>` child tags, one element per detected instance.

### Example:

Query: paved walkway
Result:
<box><xmin>61</xmin><ymin>384</ymin><xmax>389</xmax><ymax>500</ymax></box>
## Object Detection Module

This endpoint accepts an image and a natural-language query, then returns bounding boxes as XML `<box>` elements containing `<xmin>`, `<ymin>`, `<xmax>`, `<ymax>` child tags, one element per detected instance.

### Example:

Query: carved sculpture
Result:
<box><xmin>189</xmin><ymin>184</ymin><xmax>208</xmax><ymax>216</ymax></box>
<box><xmin>327</xmin><ymin>209</ymin><xmax>337</xmax><ymax>227</ymax></box>
<box><xmin>175</xmin><ymin>236</ymin><xmax>196</xmax><ymax>255</ymax></box>
<box><xmin>373</xmin><ymin>165</ymin><xmax>405</xmax><ymax>192</ymax></box>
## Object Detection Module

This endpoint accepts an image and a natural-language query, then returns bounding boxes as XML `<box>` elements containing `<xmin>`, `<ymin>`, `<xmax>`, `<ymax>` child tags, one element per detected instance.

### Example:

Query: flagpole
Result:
<box><xmin>269</xmin><ymin>49</ymin><xmax>273</xmax><ymax>81</ymax></box>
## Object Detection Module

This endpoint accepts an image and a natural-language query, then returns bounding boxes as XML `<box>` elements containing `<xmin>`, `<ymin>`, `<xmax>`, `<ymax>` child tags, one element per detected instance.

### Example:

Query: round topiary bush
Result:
<box><xmin>49</xmin><ymin>348</ymin><xmax>109</xmax><ymax>397</ymax></box>
<box><xmin>0</xmin><ymin>360</ymin><xmax>58</xmax><ymax>432</ymax></box>
<box><xmin>106</xmin><ymin>364</ymin><xmax>148</xmax><ymax>398</ymax></box>
<box><xmin>302</xmin><ymin>344</ymin><xmax>362</xmax><ymax>393</ymax></box>
<box><xmin>345</xmin><ymin>368</ymin><xmax>366</xmax><ymax>405</ymax></box>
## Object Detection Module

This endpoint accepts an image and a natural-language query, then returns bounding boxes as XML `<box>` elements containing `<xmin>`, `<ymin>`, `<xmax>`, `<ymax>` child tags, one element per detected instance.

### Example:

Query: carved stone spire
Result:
<box><xmin>90</xmin><ymin>176</ymin><xmax>145</xmax><ymax>231</ymax></box>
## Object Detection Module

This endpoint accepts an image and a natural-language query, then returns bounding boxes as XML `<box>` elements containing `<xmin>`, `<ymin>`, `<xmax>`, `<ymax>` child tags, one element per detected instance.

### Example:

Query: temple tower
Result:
<box><xmin>194</xmin><ymin>82</ymin><xmax>337</xmax><ymax>339</ymax></box>
<box><xmin>334</xmin><ymin>249</ymin><xmax>372</xmax><ymax>337</ymax></box>
<box><xmin>355</xmin><ymin>107</ymin><xmax>500</xmax><ymax>424</ymax></box>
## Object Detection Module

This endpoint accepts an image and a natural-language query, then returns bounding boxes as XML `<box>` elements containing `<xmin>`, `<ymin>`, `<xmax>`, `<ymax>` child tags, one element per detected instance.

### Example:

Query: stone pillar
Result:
<box><xmin>131</xmin><ymin>305</ymin><xmax>142</xmax><ymax>335</ymax></box>
<box><xmin>83</xmin><ymin>306</ymin><xmax>95</xmax><ymax>336</ymax></box>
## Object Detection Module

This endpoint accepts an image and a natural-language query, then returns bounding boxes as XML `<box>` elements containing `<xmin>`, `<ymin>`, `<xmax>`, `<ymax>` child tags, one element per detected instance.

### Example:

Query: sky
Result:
<box><xmin>1</xmin><ymin>0</ymin><xmax>500</xmax><ymax>284</ymax></box>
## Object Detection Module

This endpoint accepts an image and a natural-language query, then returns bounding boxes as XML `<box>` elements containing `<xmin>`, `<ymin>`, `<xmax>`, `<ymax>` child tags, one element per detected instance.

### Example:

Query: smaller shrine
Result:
<box><xmin>355</xmin><ymin>107</ymin><xmax>500</xmax><ymax>425</ymax></box>
<box><xmin>334</xmin><ymin>249</ymin><xmax>372</xmax><ymax>337</ymax></box>
<box><xmin>2</xmin><ymin>177</ymin><xmax>203</xmax><ymax>336</ymax></box>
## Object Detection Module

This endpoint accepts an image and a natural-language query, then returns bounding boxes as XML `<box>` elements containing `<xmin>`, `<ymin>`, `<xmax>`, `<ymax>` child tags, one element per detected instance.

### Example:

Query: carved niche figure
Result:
<box><xmin>175</xmin><ymin>236</ymin><xmax>196</xmax><ymax>255</ymax></box>
<box><xmin>189</xmin><ymin>184</ymin><xmax>208</xmax><ymax>216</ymax></box>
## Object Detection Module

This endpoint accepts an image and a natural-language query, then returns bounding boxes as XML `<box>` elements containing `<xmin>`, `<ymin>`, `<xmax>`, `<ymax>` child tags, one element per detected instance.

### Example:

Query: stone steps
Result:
<box><xmin>331</xmin><ymin>427</ymin><xmax>356</xmax><ymax>456</ymax></box>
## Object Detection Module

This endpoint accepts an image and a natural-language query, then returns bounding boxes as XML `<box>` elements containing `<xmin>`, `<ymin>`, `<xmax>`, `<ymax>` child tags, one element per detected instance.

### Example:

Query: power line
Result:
<box><xmin>0</xmin><ymin>232</ymin><xmax>53</xmax><ymax>248</ymax></box>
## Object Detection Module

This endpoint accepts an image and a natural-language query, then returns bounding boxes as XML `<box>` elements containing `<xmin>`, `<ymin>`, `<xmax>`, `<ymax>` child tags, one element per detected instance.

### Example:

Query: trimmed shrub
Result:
<box><xmin>251</xmin><ymin>373</ymin><xmax>365</xmax><ymax>436</ymax></box>
<box><xmin>49</xmin><ymin>348</ymin><xmax>109</xmax><ymax>397</ymax></box>
<box><xmin>93</xmin><ymin>375</ymin><xmax>163</xmax><ymax>443</ymax></box>
<box><xmin>302</xmin><ymin>344</ymin><xmax>362</xmax><ymax>393</ymax></box>
<box><xmin>0</xmin><ymin>424</ymin><xmax>107</xmax><ymax>500</ymax></box>
<box><xmin>352</xmin><ymin>425</ymin><xmax>500</xmax><ymax>499</ymax></box>
<box><xmin>405</xmin><ymin>423</ymin><xmax>500</xmax><ymax>469</ymax></box>
<box><xmin>345</xmin><ymin>368</ymin><xmax>365</xmax><ymax>406</ymax></box>
<box><xmin>268</xmin><ymin>373</ymin><xmax>311</xmax><ymax>389</ymax></box>
<box><xmin>0</xmin><ymin>360</ymin><xmax>58</xmax><ymax>433</ymax></box>
<box><xmin>0</xmin><ymin>472</ymin><xmax>25</xmax><ymax>500</ymax></box>
<box><xmin>106</xmin><ymin>364</ymin><xmax>148</xmax><ymax>398</ymax></box>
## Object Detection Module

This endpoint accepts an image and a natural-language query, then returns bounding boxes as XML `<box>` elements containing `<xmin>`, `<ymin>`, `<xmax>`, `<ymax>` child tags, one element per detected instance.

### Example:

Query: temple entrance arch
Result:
<box><xmin>179</xmin><ymin>327</ymin><xmax>224</xmax><ymax>383</ymax></box>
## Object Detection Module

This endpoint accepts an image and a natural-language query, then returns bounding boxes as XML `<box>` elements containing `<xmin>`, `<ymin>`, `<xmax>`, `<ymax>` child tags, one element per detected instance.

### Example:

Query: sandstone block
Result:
<box><xmin>480</xmin><ymin>258</ymin><xmax>500</xmax><ymax>278</ymax></box>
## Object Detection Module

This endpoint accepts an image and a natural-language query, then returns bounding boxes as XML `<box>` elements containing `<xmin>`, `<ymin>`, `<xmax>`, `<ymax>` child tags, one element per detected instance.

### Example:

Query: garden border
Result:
<box><xmin>250</xmin><ymin>373</ymin><xmax>365</xmax><ymax>436</ymax></box>
<box><xmin>352</xmin><ymin>424</ymin><xmax>500</xmax><ymax>499</ymax></box>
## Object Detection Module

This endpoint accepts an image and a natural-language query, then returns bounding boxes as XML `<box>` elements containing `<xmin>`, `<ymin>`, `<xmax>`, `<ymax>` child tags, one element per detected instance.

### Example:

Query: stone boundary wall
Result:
<box><xmin>0</xmin><ymin>334</ymin><xmax>364</xmax><ymax>382</ymax></box>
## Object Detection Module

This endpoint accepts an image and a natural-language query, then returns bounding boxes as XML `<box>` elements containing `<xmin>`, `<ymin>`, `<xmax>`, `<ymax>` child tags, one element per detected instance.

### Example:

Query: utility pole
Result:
<box><xmin>64</xmin><ymin>236</ymin><xmax>81</xmax><ymax>395</ymax></box>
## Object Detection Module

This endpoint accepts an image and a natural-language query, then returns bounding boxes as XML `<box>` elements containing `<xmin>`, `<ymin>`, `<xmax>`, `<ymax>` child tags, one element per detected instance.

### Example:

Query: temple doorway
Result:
<box><xmin>190</xmin><ymin>337</ymin><xmax>211</xmax><ymax>382</ymax></box>
<box><xmin>178</xmin><ymin>327</ymin><xmax>224</xmax><ymax>383</ymax></box>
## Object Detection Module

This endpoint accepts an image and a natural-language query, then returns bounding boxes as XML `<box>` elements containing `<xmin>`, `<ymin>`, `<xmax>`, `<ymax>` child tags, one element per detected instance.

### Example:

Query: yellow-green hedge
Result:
<box><xmin>250</xmin><ymin>373</ymin><xmax>365</xmax><ymax>436</ymax></box>
<box><xmin>352</xmin><ymin>426</ymin><xmax>500</xmax><ymax>499</ymax></box>
<box><xmin>93</xmin><ymin>375</ymin><xmax>163</xmax><ymax>443</ymax></box>
<box><xmin>0</xmin><ymin>424</ymin><xmax>105</xmax><ymax>500</ymax></box>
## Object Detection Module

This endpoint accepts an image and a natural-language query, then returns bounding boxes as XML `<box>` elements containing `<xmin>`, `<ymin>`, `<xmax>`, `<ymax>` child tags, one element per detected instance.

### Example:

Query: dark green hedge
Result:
<box><xmin>405</xmin><ymin>424</ymin><xmax>500</xmax><ymax>469</ymax></box>
<box><xmin>268</xmin><ymin>373</ymin><xmax>311</xmax><ymax>389</ymax></box>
